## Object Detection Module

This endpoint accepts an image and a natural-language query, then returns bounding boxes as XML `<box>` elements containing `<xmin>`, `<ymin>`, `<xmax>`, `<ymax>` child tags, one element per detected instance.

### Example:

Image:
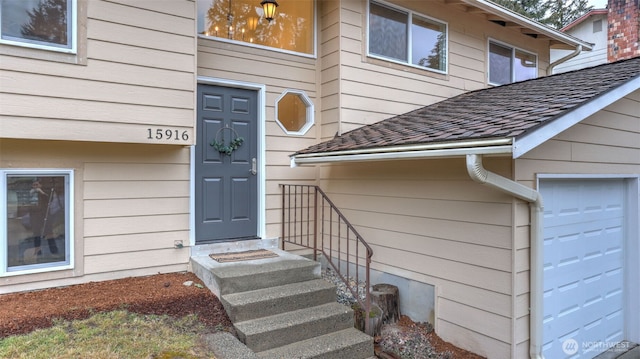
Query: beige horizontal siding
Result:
<box><xmin>440</xmin><ymin>298</ymin><xmax>511</xmax><ymax>343</ymax></box>
<box><xmin>517</xmin><ymin>92</ymin><xmax>640</xmax><ymax>175</ymax></box>
<box><xmin>3</xmin><ymin>72</ymin><xmax>192</xmax><ymax>109</ymax></box>
<box><xmin>89</xmin><ymin>40</ymin><xmax>194</xmax><ymax>72</ymax></box>
<box><xmin>84</xmin><ymin>248</ymin><xmax>188</xmax><ymax>274</ymax></box>
<box><xmin>1</xmin><ymin>58</ymin><xmax>193</xmax><ymax>91</ymax></box>
<box><xmin>319</xmin><ymin>0</ymin><xmax>341</xmax><ymax>141</ymax></box>
<box><xmin>88</xmin><ymin>19</ymin><xmax>193</xmax><ymax>54</ymax></box>
<box><xmin>88</xmin><ymin>1</ymin><xmax>194</xmax><ymax>37</ymax></box>
<box><xmin>84</xmin><ymin>214</ymin><xmax>189</xmax><ymax>237</ymax></box>
<box><xmin>0</xmin><ymin>140</ymin><xmax>191</xmax><ymax>291</ymax></box>
<box><xmin>114</xmin><ymin>0</ymin><xmax>195</xmax><ymax>18</ymax></box>
<box><xmin>438</xmin><ymin>320</ymin><xmax>511</xmax><ymax>359</ymax></box>
<box><xmin>0</xmin><ymin>0</ymin><xmax>196</xmax><ymax>144</ymax></box>
<box><xmin>317</xmin><ymin>157</ymin><xmax>516</xmax><ymax>357</ymax></box>
<box><xmin>84</xmin><ymin>198</ymin><xmax>189</xmax><ymax>218</ymax></box>
<box><xmin>0</xmin><ymin>94</ymin><xmax>193</xmax><ymax>127</ymax></box>
<box><xmin>85</xmin><ymin>231</ymin><xmax>188</xmax><ymax>256</ymax></box>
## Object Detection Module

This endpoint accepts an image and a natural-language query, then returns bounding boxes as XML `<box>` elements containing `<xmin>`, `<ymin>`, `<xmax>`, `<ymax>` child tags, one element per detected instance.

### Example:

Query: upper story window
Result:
<box><xmin>489</xmin><ymin>40</ymin><xmax>537</xmax><ymax>85</ymax></box>
<box><xmin>593</xmin><ymin>19</ymin><xmax>602</xmax><ymax>33</ymax></box>
<box><xmin>197</xmin><ymin>0</ymin><xmax>315</xmax><ymax>56</ymax></box>
<box><xmin>0</xmin><ymin>0</ymin><xmax>76</xmax><ymax>53</ymax></box>
<box><xmin>368</xmin><ymin>1</ymin><xmax>447</xmax><ymax>73</ymax></box>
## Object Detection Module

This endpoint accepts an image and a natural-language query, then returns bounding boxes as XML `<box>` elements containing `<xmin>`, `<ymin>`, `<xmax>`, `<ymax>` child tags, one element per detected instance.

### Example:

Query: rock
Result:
<box><xmin>183</xmin><ymin>281</ymin><xmax>194</xmax><ymax>287</ymax></box>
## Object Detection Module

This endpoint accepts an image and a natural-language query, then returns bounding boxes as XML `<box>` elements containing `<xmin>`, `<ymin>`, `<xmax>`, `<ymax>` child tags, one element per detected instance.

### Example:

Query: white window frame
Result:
<box><xmin>488</xmin><ymin>38</ymin><xmax>537</xmax><ymax>86</ymax></box>
<box><xmin>0</xmin><ymin>0</ymin><xmax>77</xmax><ymax>54</ymax></box>
<box><xmin>275</xmin><ymin>89</ymin><xmax>314</xmax><ymax>136</ymax></box>
<box><xmin>366</xmin><ymin>0</ymin><xmax>448</xmax><ymax>74</ymax></box>
<box><xmin>1</xmin><ymin>169</ymin><xmax>74</xmax><ymax>276</ymax></box>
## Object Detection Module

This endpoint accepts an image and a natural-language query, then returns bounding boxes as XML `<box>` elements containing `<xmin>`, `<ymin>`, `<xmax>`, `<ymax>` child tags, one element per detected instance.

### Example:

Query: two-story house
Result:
<box><xmin>1</xmin><ymin>1</ymin><xmax>638</xmax><ymax>358</ymax></box>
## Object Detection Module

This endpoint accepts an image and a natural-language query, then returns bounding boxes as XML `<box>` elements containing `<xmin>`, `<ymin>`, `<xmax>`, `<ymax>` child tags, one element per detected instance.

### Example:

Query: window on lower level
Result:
<box><xmin>197</xmin><ymin>0</ymin><xmax>315</xmax><ymax>55</ymax></box>
<box><xmin>1</xmin><ymin>0</ymin><xmax>76</xmax><ymax>53</ymax></box>
<box><xmin>2</xmin><ymin>170</ymin><xmax>73</xmax><ymax>275</ymax></box>
<box><xmin>489</xmin><ymin>40</ymin><xmax>537</xmax><ymax>85</ymax></box>
<box><xmin>368</xmin><ymin>1</ymin><xmax>447</xmax><ymax>73</ymax></box>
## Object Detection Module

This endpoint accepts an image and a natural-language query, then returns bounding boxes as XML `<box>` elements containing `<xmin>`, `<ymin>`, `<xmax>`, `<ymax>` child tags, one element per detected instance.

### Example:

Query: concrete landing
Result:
<box><xmin>593</xmin><ymin>342</ymin><xmax>639</xmax><ymax>359</ymax></box>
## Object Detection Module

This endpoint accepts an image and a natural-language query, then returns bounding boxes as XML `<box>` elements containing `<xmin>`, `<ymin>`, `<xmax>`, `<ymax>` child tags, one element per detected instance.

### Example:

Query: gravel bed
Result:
<box><xmin>321</xmin><ymin>267</ymin><xmax>368</xmax><ymax>306</ymax></box>
<box><xmin>321</xmin><ymin>267</ymin><xmax>457</xmax><ymax>359</ymax></box>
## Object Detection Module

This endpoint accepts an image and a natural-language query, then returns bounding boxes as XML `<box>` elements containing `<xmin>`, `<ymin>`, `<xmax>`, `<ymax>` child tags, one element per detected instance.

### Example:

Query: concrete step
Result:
<box><xmin>221</xmin><ymin>279</ymin><xmax>336</xmax><ymax>322</ymax></box>
<box><xmin>190</xmin><ymin>249</ymin><xmax>320</xmax><ymax>296</ymax></box>
<box><xmin>235</xmin><ymin>302</ymin><xmax>355</xmax><ymax>352</ymax></box>
<box><xmin>285</xmin><ymin>247</ymin><xmax>317</xmax><ymax>260</ymax></box>
<box><xmin>256</xmin><ymin>328</ymin><xmax>374</xmax><ymax>359</ymax></box>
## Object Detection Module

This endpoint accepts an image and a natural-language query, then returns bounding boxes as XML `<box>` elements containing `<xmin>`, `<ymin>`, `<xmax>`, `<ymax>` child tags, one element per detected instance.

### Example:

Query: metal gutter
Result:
<box><xmin>462</xmin><ymin>0</ymin><xmax>593</xmax><ymax>51</ymax></box>
<box><xmin>290</xmin><ymin>138</ymin><xmax>513</xmax><ymax>166</ymax></box>
<box><xmin>466</xmin><ymin>154</ymin><xmax>544</xmax><ymax>359</ymax></box>
<box><xmin>547</xmin><ymin>45</ymin><xmax>583</xmax><ymax>75</ymax></box>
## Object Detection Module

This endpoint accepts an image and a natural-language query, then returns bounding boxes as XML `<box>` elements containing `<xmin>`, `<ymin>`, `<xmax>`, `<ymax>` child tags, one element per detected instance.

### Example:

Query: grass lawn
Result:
<box><xmin>0</xmin><ymin>310</ymin><xmax>217</xmax><ymax>359</ymax></box>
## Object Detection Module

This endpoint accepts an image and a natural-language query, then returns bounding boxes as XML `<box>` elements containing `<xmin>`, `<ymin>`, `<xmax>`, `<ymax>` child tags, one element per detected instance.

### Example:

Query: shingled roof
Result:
<box><xmin>292</xmin><ymin>57</ymin><xmax>640</xmax><ymax>161</ymax></box>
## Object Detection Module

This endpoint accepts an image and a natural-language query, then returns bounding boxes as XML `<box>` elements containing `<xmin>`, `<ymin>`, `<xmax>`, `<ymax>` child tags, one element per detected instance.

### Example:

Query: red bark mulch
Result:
<box><xmin>0</xmin><ymin>272</ymin><xmax>233</xmax><ymax>338</ymax></box>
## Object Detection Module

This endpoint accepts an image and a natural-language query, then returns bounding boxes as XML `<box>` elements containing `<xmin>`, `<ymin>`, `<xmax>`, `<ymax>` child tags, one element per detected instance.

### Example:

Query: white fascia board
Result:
<box><xmin>462</xmin><ymin>0</ymin><xmax>593</xmax><ymax>51</ymax></box>
<box><xmin>513</xmin><ymin>76</ymin><xmax>640</xmax><ymax>158</ymax></box>
<box><xmin>291</xmin><ymin>145</ymin><xmax>512</xmax><ymax>166</ymax></box>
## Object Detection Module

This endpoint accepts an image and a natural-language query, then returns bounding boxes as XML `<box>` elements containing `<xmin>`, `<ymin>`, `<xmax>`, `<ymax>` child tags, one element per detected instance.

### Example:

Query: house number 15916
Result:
<box><xmin>147</xmin><ymin>128</ymin><xmax>189</xmax><ymax>141</ymax></box>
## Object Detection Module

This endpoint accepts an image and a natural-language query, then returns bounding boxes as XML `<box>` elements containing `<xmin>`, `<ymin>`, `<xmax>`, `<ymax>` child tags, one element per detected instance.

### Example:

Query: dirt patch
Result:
<box><xmin>1</xmin><ymin>273</ymin><xmax>484</xmax><ymax>359</ymax></box>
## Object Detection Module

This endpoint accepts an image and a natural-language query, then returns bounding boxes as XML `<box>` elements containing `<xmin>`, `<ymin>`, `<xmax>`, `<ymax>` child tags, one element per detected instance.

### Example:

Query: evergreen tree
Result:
<box><xmin>492</xmin><ymin>0</ymin><xmax>550</xmax><ymax>21</ymax></box>
<box><xmin>20</xmin><ymin>0</ymin><xmax>68</xmax><ymax>45</ymax></box>
<box><xmin>543</xmin><ymin>0</ymin><xmax>592</xmax><ymax>29</ymax></box>
<box><xmin>491</xmin><ymin>0</ymin><xmax>593</xmax><ymax>29</ymax></box>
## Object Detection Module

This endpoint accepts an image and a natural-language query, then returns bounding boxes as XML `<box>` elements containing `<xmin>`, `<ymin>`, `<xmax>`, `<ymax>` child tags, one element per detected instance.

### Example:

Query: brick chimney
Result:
<box><xmin>608</xmin><ymin>0</ymin><xmax>640</xmax><ymax>61</ymax></box>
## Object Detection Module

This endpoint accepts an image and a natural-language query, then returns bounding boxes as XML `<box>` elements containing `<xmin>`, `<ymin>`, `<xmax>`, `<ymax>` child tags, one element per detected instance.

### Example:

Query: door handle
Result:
<box><xmin>250</xmin><ymin>158</ymin><xmax>257</xmax><ymax>175</ymax></box>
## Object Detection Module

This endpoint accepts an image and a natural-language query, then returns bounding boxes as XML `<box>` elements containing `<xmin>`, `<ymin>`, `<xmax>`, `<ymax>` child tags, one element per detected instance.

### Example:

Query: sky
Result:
<box><xmin>588</xmin><ymin>0</ymin><xmax>608</xmax><ymax>9</ymax></box>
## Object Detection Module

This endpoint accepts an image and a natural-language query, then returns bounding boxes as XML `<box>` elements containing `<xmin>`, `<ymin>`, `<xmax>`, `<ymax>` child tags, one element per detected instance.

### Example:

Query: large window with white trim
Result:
<box><xmin>0</xmin><ymin>0</ymin><xmax>76</xmax><ymax>53</ymax></box>
<box><xmin>197</xmin><ymin>0</ymin><xmax>315</xmax><ymax>55</ymax></box>
<box><xmin>489</xmin><ymin>40</ymin><xmax>537</xmax><ymax>85</ymax></box>
<box><xmin>368</xmin><ymin>1</ymin><xmax>447</xmax><ymax>73</ymax></box>
<box><xmin>2</xmin><ymin>170</ymin><xmax>72</xmax><ymax>274</ymax></box>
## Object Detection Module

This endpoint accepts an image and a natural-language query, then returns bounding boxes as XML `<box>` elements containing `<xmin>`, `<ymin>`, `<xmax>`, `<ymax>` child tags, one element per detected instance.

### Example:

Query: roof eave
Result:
<box><xmin>513</xmin><ymin>76</ymin><xmax>640</xmax><ymax>158</ymax></box>
<box><xmin>291</xmin><ymin>139</ymin><xmax>513</xmax><ymax>166</ymax></box>
<box><xmin>461</xmin><ymin>0</ymin><xmax>594</xmax><ymax>51</ymax></box>
<box><xmin>561</xmin><ymin>9</ymin><xmax>608</xmax><ymax>32</ymax></box>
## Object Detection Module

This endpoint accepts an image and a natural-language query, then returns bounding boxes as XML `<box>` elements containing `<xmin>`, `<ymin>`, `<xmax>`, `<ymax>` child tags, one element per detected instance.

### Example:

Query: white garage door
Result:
<box><xmin>541</xmin><ymin>179</ymin><xmax>626</xmax><ymax>359</ymax></box>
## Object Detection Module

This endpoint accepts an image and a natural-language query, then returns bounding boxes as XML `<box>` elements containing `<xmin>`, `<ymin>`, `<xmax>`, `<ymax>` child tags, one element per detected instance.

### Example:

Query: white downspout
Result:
<box><xmin>465</xmin><ymin>154</ymin><xmax>544</xmax><ymax>359</ymax></box>
<box><xmin>547</xmin><ymin>45</ymin><xmax>582</xmax><ymax>75</ymax></box>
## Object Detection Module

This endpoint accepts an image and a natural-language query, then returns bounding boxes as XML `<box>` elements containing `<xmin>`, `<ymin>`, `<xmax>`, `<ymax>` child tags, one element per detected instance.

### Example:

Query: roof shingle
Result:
<box><xmin>293</xmin><ymin>57</ymin><xmax>640</xmax><ymax>156</ymax></box>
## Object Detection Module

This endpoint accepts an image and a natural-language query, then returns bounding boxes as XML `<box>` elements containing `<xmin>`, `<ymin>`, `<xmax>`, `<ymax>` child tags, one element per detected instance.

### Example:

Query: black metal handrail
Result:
<box><xmin>280</xmin><ymin>184</ymin><xmax>373</xmax><ymax>334</ymax></box>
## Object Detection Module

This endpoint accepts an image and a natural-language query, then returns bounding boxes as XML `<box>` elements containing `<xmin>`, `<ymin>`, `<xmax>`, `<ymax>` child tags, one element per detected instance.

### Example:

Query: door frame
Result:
<box><xmin>190</xmin><ymin>77</ymin><xmax>267</xmax><ymax>246</ymax></box>
<box><xmin>536</xmin><ymin>174</ymin><xmax>640</xmax><ymax>354</ymax></box>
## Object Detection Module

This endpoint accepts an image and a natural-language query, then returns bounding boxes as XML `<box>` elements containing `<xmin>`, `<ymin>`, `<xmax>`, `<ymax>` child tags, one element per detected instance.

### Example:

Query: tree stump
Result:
<box><xmin>371</xmin><ymin>283</ymin><xmax>400</xmax><ymax>325</ymax></box>
<box><xmin>353</xmin><ymin>302</ymin><xmax>383</xmax><ymax>336</ymax></box>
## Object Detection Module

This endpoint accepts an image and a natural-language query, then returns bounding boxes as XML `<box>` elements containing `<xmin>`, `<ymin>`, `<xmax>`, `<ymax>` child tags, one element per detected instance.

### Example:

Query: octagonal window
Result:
<box><xmin>276</xmin><ymin>90</ymin><xmax>314</xmax><ymax>135</ymax></box>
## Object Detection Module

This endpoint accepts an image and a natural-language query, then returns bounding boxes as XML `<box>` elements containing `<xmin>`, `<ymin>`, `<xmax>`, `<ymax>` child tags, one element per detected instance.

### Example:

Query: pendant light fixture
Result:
<box><xmin>260</xmin><ymin>0</ymin><xmax>278</xmax><ymax>22</ymax></box>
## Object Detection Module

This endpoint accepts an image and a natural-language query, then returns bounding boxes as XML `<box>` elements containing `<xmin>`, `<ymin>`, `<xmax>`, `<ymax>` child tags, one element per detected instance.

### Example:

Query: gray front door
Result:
<box><xmin>195</xmin><ymin>84</ymin><xmax>258</xmax><ymax>242</ymax></box>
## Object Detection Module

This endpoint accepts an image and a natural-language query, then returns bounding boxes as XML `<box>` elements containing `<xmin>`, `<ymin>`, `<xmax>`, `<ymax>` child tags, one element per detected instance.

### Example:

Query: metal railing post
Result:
<box><xmin>280</xmin><ymin>184</ymin><xmax>373</xmax><ymax>337</ymax></box>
